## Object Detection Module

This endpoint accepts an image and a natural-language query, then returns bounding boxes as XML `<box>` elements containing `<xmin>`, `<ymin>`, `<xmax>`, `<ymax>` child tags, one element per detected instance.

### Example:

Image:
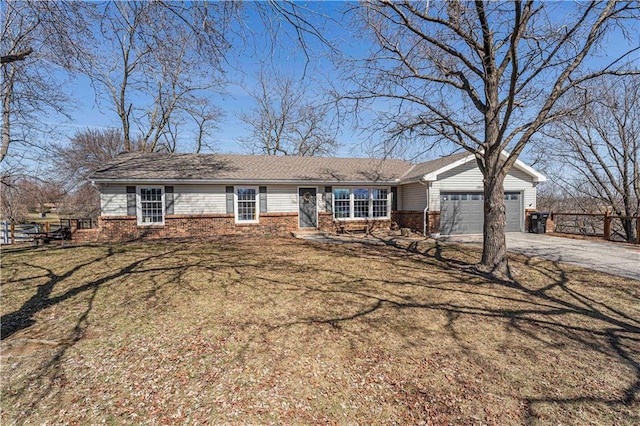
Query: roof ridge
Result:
<box><xmin>116</xmin><ymin>151</ymin><xmax>415</xmax><ymax>163</ymax></box>
<box><xmin>399</xmin><ymin>163</ymin><xmax>418</xmax><ymax>180</ymax></box>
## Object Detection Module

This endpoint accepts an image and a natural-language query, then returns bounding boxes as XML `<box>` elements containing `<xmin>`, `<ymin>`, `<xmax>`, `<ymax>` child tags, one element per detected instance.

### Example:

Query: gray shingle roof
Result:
<box><xmin>89</xmin><ymin>152</ymin><xmax>472</xmax><ymax>184</ymax></box>
<box><xmin>399</xmin><ymin>152</ymin><xmax>470</xmax><ymax>182</ymax></box>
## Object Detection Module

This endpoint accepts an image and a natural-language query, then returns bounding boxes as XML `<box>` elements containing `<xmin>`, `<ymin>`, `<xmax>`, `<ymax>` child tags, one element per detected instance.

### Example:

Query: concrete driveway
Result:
<box><xmin>444</xmin><ymin>233</ymin><xmax>640</xmax><ymax>281</ymax></box>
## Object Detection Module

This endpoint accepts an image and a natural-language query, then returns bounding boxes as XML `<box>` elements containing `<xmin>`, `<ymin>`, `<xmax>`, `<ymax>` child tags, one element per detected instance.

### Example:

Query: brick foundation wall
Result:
<box><xmin>391</xmin><ymin>210</ymin><xmax>441</xmax><ymax>235</ymax></box>
<box><xmin>427</xmin><ymin>211</ymin><xmax>441</xmax><ymax>235</ymax></box>
<box><xmin>77</xmin><ymin>213</ymin><xmax>300</xmax><ymax>243</ymax></box>
<box><xmin>74</xmin><ymin>211</ymin><xmax>416</xmax><ymax>243</ymax></box>
<box><xmin>392</xmin><ymin>211</ymin><xmax>422</xmax><ymax>233</ymax></box>
<box><xmin>318</xmin><ymin>214</ymin><xmax>392</xmax><ymax>233</ymax></box>
<box><xmin>72</xmin><ymin>229</ymin><xmax>101</xmax><ymax>243</ymax></box>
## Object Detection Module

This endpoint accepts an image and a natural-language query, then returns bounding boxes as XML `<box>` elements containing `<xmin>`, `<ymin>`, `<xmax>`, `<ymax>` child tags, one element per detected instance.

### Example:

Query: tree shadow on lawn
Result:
<box><xmin>273</xmin><ymin>238</ymin><xmax>640</xmax><ymax>421</ymax></box>
<box><xmin>0</xmin><ymin>244</ymin><xmax>189</xmax><ymax>417</ymax></box>
<box><xmin>1</xmin><ymin>238</ymin><xmax>638</xmax><ymax>423</ymax></box>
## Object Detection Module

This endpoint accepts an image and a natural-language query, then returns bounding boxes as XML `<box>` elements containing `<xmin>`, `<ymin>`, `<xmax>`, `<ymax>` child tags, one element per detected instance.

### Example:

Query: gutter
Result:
<box><xmin>419</xmin><ymin>179</ymin><xmax>430</xmax><ymax>237</ymax></box>
<box><xmin>90</xmin><ymin>178</ymin><xmax>403</xmax><ymax>186</ymax></box>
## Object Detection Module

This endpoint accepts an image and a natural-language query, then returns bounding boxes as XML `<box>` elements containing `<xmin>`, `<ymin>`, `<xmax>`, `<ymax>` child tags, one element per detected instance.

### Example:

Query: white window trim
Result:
<box><xmin>333</xmin><ymin>186</ymin><xmax>391</xmax><ymax>221</ymax></box>
<box><xmin>137</xmin><ymin>186</ymin><xmax>165</xmax><ymax>226</ymax></box>
<box><xmin>234</xmin><ymin>186</ymin><xmax>259</xmax><ymax>224</ymax></box>
<box><xmin>372</xmin><ymin>188</ymin><xmax>391</xmax><ymax>219</ymax></box>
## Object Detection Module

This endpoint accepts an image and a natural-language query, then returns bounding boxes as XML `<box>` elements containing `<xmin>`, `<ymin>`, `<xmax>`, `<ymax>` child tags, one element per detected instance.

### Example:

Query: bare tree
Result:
<box><xmin>342</xmin><ymin>1</ymin><xmax>639</xmax><ymax>277</ymax></box>
<box><xmin>541</xmin><ymin>76</ymin><xmax>640</xmax><ymax>241</ymax></box>
<box><xmin>0</xmin><ymin>176</ymin><xmax>28</xmax><ymax>222</ymax></box>
<box><xmin>1</xmin><ymin>1</ymin><xmax>88</xmax><ymax>165</ymax></box>
<box><xmin>239</xmin><ymin>69</ymin><xmax>338</xmax><ymax>156</ymax></box>
<box><xmin>0</xmin><ymin>175</ymin><xmax>65</xmax><ymax>222</ymax></box>
<box><xmin>50</xmin><ymin>128</ymin><xmax>134</xmax><ymax>217</ymax></box>
<box><xmin>53</xmin><ymin>128</ymin><xmax>131</xmax><ymax>188</ymax></box>
<box><xmin>80</xmin><ymin>1</ymin><xmax>233</xmax><ymax>153</ymax></box>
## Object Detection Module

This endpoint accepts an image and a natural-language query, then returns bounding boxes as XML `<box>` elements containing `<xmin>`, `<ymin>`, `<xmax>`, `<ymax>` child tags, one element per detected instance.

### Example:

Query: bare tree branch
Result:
<box><xmin>238</xmin><ymin>69</ymin><xmax>338</xmax><ymax>157</ymax></box>
<box><xmin>342</xmin><ymin>0</ymin><xmax>639</xmax><ymax>276</ymax></box>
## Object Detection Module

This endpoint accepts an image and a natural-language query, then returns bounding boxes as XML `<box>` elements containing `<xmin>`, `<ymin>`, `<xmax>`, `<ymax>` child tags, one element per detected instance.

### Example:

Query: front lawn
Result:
<box><xmin>1</xmin><ymin>237</ymin><xmax>638</xmax><ymax>424</ymax></box>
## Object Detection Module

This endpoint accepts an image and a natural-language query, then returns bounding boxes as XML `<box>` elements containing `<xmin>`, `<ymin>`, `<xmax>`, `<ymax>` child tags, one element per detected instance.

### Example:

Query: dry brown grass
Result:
<box><xmin>1</xmin><ymin>236</ymin><xmax>638</xmax><ymax>425</ymax></box>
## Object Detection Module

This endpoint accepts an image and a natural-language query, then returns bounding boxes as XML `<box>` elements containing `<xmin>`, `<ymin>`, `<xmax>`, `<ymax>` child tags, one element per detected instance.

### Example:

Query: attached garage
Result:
<box><xmin>440</xmin><ymin>192</ymin><xmax>523</xmax><ymax>234</ymax></box>
<box><xmin>400</xmin><ymin>151</ymin><xmax>546</xmax><ymax>236</ymax></box>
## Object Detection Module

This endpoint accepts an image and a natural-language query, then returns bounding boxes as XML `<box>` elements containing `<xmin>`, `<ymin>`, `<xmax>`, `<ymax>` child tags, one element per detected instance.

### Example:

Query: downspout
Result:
<box><xmin>419</xmin><ymin>180</ymin><xmax>429</xmax><ymax>237</ymax></box>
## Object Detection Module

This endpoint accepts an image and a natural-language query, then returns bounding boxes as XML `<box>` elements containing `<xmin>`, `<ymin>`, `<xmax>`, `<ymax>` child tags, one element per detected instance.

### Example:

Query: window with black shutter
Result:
<box><xmin>325</xmin><ymin>186</ymin><xmax>333</xmax><ymax>213</ymax></box>
<box><xmin>225</xmin><ymin>186</ymin><xmax>234</xmax><ymax>214</ymax></box>
<box><xmin>126</xmin><ymin>186</ymin><xmax>136</xmax><ymax>216</ymax></box>
<box><xmin>165</xmin><ymin>186</ymin><xmax>174</xmax><ymax>215</ymax></box>
<box><xmin>259</xmin><ymin>186</ymin><xmax>267</xmax><ymax>213</ymax></box>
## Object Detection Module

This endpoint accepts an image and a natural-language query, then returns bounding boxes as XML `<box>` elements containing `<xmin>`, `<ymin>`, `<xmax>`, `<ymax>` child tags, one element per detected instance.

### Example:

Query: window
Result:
<box><xmin>504</xmin><ymin>193</ymin><xmax>519</xmax><ymax>200</ymax></box>
<box><xmin>372</xmin><ymin>188</ymin><xmax>388</xmax><ymax>218</ymax></box>
<box><xmin>332</xmin><ymin>187</ymin><xmax>390</xmax><ymax>220</ymax></box>
<box><xmin>139</xmin><ymin>187</ymin><xmax>164</xmax><ymax>225</ymax></box>
<box><xmin>353</xmin><ymin>188</ymin><xmax>369</xmax><ymax>218</ymax></box>
<box><xmin>236</xmin><ymin>187</ymin><xmax>258</xmax><ymax>222</ymax></box>
<box><xmin>333</xmin><ymin>188</ymin><xmax>350</xmax><ymax>219</ymax></box>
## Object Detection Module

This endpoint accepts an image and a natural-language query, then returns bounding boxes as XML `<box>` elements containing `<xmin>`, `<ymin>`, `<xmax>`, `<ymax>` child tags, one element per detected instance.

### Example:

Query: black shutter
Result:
<box><xmin>259</xmin><ymin>186</ymin><xmax>267</xmax><ymax>213</ymax></box>
<box><xmin>165</xmin><ymin>186</ymin><xmax>174</xmax><ymax>215</ymax></box>
<box><xmin>126</xmin><ymin>186</ymin><xmax>136</xmax><ymax>216</ymax></box>
<box><xmin>325</xmin><ymin>186</ymin><xmax>333</xmax><ymax>213</ymax></box>
<box><xmin>226</xmin><ymin>186</ymin><xmax>234</xmax><ymax>214</ymax></box>
<box><xmin>391</xmin><ymin>186</ymin><xmax>398</xmax><ymax>211</ymax></box>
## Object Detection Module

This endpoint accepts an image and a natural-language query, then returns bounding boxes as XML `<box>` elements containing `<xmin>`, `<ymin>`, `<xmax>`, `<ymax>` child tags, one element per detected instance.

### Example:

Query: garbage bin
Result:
<box><xmin>539</xmin><ymin>212</ymin><xmax>550</xmax><ymax>233</ymax></box>
<box><xmin>529</xmin><ymin>212</ymin><xmax>549</xmax><ymax>234</ymax></box>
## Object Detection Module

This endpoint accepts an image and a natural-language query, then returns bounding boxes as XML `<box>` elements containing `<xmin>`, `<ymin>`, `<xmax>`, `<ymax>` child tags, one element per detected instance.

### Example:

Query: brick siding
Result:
<box><xmin>391</xmin><ymin>210</ymin><xmax>440</xmax><ymax>235</ymax></box>
<box><xmin>73</xmin><ymin>210</ymin><xmax>441</xmax><ymax>243</ymax></box>
<box><xmin>77</xmin><ymin>213</ymin><xmax>299</xmax><ymax>243</ymax></box>
<box><xmin>318</xmin><ymin>212</ymin><xmax>392</xmax><ymax>233</ymax></box>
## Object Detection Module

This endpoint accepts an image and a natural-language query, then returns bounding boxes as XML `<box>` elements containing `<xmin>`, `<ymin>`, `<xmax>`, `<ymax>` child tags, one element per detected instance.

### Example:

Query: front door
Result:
<box><xmin>298</xmin><ymin>187</ymin><xmax>317</xmax><ymax>228</ymax></box>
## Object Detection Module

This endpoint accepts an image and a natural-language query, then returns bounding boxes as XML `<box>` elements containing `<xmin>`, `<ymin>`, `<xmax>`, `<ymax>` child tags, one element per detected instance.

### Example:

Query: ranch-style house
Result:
<box><xmin>83</xmin><ymin>151</ymin><xmax>545</xmax><ymax>242</ymax></box>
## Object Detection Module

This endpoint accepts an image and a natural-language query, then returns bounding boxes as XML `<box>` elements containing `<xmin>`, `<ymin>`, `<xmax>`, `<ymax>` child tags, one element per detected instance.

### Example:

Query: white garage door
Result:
<box><xmin>440</xmin><ymin>192</ymin><xmax>522</xmax><ymax>235</ymax></box>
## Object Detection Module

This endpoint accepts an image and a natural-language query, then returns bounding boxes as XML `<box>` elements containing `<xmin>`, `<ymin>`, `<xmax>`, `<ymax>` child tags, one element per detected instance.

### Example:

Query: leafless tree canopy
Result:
<box><xmin>53</xmin><ymin>128</ymin><xmax>130</xmax><ymax>188</ymax></box>
<box><xmin>238</xmin><ymin>70</ymin><xmax>338</xmax><ymax>156</ymax></box>
<box><xmin>540</xmin><ymin>76</ymin><xmax>640</xmax><ymax>241</ymax></box>
<box><xmin>343</xmin><ymin>1</ymin><xmax>639</xmax><ymax>276</ymax></box>
<box><xmin>1</xmin><ymin>1</ymin><xmax>89</xmax><ymax>165</ymax></box>
<box><xmin>79</xmin><ymin>1</ymin><xmax>235</xmax><ymax>153</ymax></box>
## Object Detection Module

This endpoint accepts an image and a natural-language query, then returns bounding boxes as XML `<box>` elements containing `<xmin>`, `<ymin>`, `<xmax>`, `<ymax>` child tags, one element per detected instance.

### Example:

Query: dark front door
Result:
<box><xmin>298</xmin><ymin>187</ymin><xmax>317</xmax><ymax>228</ymax></box>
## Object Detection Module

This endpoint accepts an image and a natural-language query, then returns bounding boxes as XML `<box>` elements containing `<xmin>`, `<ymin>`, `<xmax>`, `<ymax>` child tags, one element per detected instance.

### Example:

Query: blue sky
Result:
<box><xmin>40</xmin><ymin>1</ymin><xmax>640</xmax><ymax>164</ymax></box>
<box><xmin>53</xmin><ymin>1</ymin><xmax>359</xmax><ymax>156</ymax></box>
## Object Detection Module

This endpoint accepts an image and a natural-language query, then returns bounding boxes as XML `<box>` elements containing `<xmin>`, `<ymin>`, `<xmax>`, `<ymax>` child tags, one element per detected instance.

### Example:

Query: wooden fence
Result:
<box><xmin>551</xmin><ymin>212</ymin><xmax>640</xmax><ymax>244</ymax></box>
<box><xmin>0</xmin><ymin>218</ymin><xmax>96</xmax><ymax>245</ymax></box>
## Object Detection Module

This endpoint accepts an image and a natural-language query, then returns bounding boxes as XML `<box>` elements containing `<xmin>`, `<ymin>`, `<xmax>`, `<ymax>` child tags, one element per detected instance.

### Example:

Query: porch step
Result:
<box><xmin>291</xmin><ymin>230</ymin><xmax>327</xmax><ymax>239</ymax></box>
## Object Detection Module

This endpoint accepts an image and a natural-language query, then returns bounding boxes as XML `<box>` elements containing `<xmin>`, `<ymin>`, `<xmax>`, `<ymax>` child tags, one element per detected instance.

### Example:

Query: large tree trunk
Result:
<box><xmin>1</xmin><ymin>66</ymin><xmax>15</xmax><ymax>163</ymax></box>
<box><xmin>481</xmin><ymin>153</ymin><xmax>510</xmax><ymax>278</ymax></box>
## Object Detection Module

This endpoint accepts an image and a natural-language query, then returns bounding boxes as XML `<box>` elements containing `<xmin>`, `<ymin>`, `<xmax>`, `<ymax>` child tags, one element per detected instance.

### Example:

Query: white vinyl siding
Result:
<box><xmin>266</xmin><ymin>185</ymin><xmax>298</xmax><ymax>213</ymax></box>
<box><xmin>100</xmin><ymin>185</ymin><xmax>128</xmax><ymax>216</ymax></box>
<box><xmin>523</xmin><ymin>187</ymin><xmax>537</xmax><ymax>210</ymax></box>
<box><xmin>429</xmin><ymin>161</ymin><xmax>536</xmax><ymax>211</ymax></box>
<box><xmin>401</xmin><ymin>182</ymin><xmax>427</xmax><ymax>211</ymax></box>
<box><xmin>172</xmin><ymin>185</ymin><xmax>226</xmax><ymax>215</ymax></box>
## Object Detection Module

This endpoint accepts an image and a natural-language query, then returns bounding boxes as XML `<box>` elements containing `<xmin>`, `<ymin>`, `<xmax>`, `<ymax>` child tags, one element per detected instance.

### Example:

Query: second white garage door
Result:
<box><xmin>440</xmin><ymin>192</ymin><xmax>522</xmax><ymax>235</ymax></box>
